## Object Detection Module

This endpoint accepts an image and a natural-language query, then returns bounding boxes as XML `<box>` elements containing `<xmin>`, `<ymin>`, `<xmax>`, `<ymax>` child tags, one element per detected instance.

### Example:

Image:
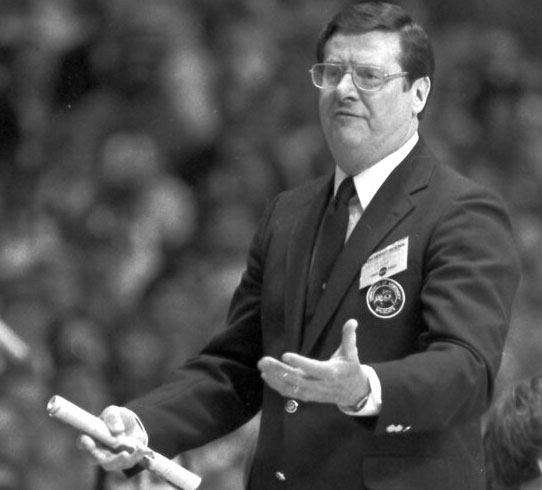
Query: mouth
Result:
<box><xmin>334</xmin><ymin>109</ymin><xmax>361</xmax><ymax>118</ymax></box>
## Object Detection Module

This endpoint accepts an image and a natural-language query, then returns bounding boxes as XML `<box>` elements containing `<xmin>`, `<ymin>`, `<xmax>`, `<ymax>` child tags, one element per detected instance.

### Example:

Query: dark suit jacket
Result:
<box><xmin>128</xmin><ymin>140</ymin><xmax>520</xmax><ymax>490</ymax></box>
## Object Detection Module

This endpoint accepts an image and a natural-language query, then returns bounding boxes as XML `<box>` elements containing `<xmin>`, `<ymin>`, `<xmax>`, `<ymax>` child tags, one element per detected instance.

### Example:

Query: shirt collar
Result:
<box><xmin>334</xmin><ymin>132</ymin><xmax>419</xmax><ymax>210</ymax></box>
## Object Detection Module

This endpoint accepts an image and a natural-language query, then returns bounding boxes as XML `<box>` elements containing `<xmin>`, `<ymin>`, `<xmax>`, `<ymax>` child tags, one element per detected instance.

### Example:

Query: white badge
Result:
<box><xmin>359</xmin><ymin>236</ymin><xmax>409</xmax><ymax>290</ymax></box>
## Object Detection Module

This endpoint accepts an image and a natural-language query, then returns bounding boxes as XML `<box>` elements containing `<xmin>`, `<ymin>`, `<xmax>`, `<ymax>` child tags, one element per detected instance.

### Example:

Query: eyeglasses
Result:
<box><xmin>309</xmin><ymin>63</ymin><xmax>409</xmax><ymax>92</ymax></box>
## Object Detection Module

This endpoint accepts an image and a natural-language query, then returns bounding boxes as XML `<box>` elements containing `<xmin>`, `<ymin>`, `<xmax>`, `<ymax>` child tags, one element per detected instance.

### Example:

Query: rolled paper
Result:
<box><xmin>0</xmin><ymin>318</ymin><xmax>30</xmax><ymax>363</ymax></box>
<box><xmin>47</xmin><ymin>395</ymin><xmax>201</xmax><ymax>490</ymax></box>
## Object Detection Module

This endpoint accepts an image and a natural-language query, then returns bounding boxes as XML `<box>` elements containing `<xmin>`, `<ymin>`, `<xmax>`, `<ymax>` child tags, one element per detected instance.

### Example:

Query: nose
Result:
<box><xmin>335</xmin><ymin>69</ymin><xmax>358</xmax><ymax>96</ymax></box>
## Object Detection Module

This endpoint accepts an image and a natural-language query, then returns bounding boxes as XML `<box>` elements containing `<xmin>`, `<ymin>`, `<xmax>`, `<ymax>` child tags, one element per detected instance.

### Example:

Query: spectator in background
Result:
<box><xmin>484</xmin><ymin>374</ymin><xmax>542</xmax><ymax>490</ymax></box>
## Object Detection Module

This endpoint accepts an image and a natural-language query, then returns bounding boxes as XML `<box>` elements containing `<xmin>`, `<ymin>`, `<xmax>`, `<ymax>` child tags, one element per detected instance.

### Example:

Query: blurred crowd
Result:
<box><xmin>0</xmin><ymin>0</ymin><xmax>541</xmax><ymax>489</ymax></box>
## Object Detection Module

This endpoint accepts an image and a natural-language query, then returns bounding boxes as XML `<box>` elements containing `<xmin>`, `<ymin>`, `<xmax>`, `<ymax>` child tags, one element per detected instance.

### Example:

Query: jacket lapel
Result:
<box><xmin>300</xmin><ymin>142</ymin><xmax>435</xmax><ymax>354</ymax></box>
<box><xmin>284</xmin><ymin>176</ymin><xmax>333</xmax><ymax>352</ymax></box>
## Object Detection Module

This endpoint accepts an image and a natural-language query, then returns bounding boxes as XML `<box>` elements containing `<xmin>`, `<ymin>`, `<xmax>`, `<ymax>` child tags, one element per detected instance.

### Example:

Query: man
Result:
<box><xmin>80</xmin><ymin>3</ymin><xmax>521</xmax><ymax>489</ymax></box>
<box><xmin>484</xmin><ymin>374</ymin><xmax>542</xmax><ymax>490</ymax></box>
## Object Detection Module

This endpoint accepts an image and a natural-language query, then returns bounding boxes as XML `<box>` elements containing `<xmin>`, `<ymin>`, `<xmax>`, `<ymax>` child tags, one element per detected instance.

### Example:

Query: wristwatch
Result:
<box><xmin>340</xmin><ymin>388</ymin><xmax>371</xmax><ymax>412</ymax></box>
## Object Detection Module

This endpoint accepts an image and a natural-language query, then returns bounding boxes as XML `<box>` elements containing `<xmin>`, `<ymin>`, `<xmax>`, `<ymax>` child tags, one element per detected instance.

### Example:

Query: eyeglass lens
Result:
<box><xmin>313</xmin><ymin>64</ymin><xmax>384</xmax><ymax>90</ymax></box>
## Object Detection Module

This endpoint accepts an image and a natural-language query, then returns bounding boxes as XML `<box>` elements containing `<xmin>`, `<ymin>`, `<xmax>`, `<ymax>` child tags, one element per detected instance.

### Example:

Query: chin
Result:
<box><xmin>334</xmin><ymin>121</ymin><xmax>367</xmax><ymax>139</ymax></box>
<box><xmin>331</xmin><ymin>133</ymin><xmax>365</xmax><ymax>150</ymax></box>
<box><xmin>337</xmin><ymin>162</ymin><xmax>363</xmax><ymax>176</ymax></box>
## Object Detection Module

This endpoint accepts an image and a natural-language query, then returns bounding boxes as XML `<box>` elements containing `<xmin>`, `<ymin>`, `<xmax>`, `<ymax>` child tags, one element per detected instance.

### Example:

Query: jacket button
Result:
<box><xmin>274</xmin><ymin>471</ymin><xmax>286</xmax><ymax>481</ymax></box>
<box><xmin>386</xmin><ymin>424</ymin><xmax>405</xmax><ymax>433</ymax></box>
<box><xmin>284</xmin><ymin>399</ymin><xmax>299</xmax><ymax>413</ymax></box>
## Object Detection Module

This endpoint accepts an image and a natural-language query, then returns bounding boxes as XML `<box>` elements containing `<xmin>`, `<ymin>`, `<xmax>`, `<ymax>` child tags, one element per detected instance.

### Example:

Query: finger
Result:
<box><xmin>258</xmin><ymin>357</ymin><xmax>303</xmax><ymax>396</ymax></box>
<box><xmin>257</xmin><ymin>356</ymin><xmax>299</xmax><ymax>377</ymax></box>
<box><xmin>99</xmin><ymin>446</ymin><xmax>143</xmax><ymax>472</ymax></box>
<box><xmin>112</xmin><ymin>435</ymin><xmax>151</xmax><ymax>460</ymax></box>
<box><xmin>101</xmin><ymin>406</ymin><xmax>126</xmax><ymax>436</ymax></box>
<box><xmin>281</xmin><ymin>352</ymin><xmax>328</xmax><ymax>378</ymax></box>
<box><xmin>78</xmin><ymin>433</ymin><xmax>148</xmax><ymax>471</ymax></box>
<box><xmin>77</xmin><ymin>434</ymin><xmax>96</xmax><ymax>453</ymax></box>
<box><xmin>340</xmin><ymin>319</ymin><xmax>359</xmax><ymax>358</ymax></box>
<box><xmin>77</xmin><ymin>434</ymin><xmax>115</xmax><ymax>466</ymax></box>
<box><xmin>259</xmin><ymin>369</ymin><xmax>290</xmax><ymax>395</ymax></box>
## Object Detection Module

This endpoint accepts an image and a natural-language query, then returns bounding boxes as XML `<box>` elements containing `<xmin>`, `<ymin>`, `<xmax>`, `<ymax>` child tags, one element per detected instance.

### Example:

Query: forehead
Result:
<box><xmin>322</xmin><ymin>30</ymin><xmax>402</xmax><ymax>68</ymax></box>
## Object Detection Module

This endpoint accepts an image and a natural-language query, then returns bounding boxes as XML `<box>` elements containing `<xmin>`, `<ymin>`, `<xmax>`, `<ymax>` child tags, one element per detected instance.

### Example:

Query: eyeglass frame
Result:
<box><xmin>309</xmin><ymin>63</ymin><xmax>410</xmax><ymax>92</ymax></box>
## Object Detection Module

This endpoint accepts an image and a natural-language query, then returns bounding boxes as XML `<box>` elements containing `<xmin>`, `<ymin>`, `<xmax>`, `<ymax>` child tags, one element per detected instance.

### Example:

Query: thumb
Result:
<box><xmin>340</xmin><ymin>318</ymin><xmax>359</xmax><ymax>360</ymax></box>
<box><xmin>101</xmin><ymin>406</ymin><xmax>127</xmax><ymax>436</ymax></box>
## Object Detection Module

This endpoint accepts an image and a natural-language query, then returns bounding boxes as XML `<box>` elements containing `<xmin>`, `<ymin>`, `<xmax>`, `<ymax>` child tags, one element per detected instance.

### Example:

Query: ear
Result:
<box><xmin>411</xmin><ymin>76</ymin><xmax>431</xmax><ymax>116</ymax></box>
<box><xmin>537</xmin><ymin>457</ymin><xmax>542</xmax><ymax>475</ymax></box>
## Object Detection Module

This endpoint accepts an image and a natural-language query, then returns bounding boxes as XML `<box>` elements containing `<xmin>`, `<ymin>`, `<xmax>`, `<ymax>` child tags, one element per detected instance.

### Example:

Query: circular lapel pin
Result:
<box><xmin>366</xmin><ymin>278</ymin><xmax>405</xmax><ymax>318</ymax></box>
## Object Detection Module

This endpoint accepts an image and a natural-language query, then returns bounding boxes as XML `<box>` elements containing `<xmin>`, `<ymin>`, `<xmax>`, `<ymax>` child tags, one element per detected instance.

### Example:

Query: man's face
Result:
<box><xmin>318</xmin><ymin>30</ymin><xmax>426</xmax><ymax>174</ymax></box>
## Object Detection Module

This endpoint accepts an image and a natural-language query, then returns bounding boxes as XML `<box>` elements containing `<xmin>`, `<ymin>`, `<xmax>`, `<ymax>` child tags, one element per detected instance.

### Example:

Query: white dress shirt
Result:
<box><xmin>334</xmin><ymin>132</ymin><xmax>419</xmax><ymax>416</ymax></box>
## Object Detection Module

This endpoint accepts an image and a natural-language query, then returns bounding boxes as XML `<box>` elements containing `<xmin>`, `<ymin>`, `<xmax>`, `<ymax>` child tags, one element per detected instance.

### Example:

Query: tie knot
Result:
<box><xmin>335</xmin><ymin>177</ymin><xmax>355</xmax><ymax>207</ymax></box>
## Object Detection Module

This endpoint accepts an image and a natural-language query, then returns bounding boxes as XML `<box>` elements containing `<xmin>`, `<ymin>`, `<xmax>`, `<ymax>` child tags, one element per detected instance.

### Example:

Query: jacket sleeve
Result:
<box><xmin>125</xmin><ymin>197</ymin><xmax>279</xmax><ymax>458</ymax></box>
<box><xmin>372</xmin><ymin>188</ymin><xmax>521</xmax><ymax>434</ymax></box>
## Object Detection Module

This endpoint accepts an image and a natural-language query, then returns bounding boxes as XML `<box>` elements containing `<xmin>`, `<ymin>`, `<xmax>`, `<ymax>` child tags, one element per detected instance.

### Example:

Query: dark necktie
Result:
<box><xmin>305</xmin><ymin>177</ymin><xmax>356</xmax><ymax>321</ymax></box>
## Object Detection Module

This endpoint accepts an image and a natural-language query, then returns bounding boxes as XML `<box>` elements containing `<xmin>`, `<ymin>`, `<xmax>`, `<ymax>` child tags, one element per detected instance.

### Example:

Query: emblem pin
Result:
<box><xmin>366</xmin><ymin>278</ymin><xmax>405</xmax><ymax>318</ymax></box>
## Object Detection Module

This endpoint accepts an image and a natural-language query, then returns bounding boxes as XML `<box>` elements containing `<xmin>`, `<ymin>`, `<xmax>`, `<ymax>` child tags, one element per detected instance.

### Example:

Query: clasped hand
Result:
<box><xmin>257</xmin><ymin>319</ymin><xmax>369</xmax><ymax>407</ymax></box>
<box><xmin>77</xmin><ymin>406</ymin><xmax>148</xmax><ymax>471</ymax></box>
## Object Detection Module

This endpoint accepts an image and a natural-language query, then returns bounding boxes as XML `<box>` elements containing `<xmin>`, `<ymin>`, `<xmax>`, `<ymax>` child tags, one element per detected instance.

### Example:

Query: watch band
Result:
<box><xmin>340</xmin><ymin>388</ymin><xmax>371</xmax><ymax>412</ymax></box>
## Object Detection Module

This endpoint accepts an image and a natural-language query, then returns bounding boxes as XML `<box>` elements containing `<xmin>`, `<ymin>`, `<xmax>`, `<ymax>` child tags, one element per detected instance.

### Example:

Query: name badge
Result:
<box><xmin>359</xmin><ymin>237</ymin><xmax>409</xmax><ymax>290</ymax></box>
